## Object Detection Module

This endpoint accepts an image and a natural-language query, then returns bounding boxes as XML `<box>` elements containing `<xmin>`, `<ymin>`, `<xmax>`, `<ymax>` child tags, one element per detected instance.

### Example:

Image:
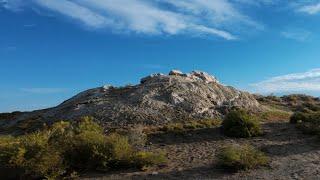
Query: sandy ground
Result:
<box><xmin>82</xmin><ymin>121</ymin><xmax>320</xmax><ymax>180</ymax></box>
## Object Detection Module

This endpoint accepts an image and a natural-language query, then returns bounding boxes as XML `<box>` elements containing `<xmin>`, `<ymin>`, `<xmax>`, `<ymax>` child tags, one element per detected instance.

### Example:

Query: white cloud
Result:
<box><xmin>1</xmin><ymin>0</ymin><xmax>24</xmax><ymax>11</ymax></box>
<box><xmin>251</xmin><ymin>69</ymin><xmax>320</xmax><ymax>93</ymax></box>
<box><xmin>232</xmin><ymin>0</ymin><xmax>279</xmax><ymax>6</ymax></box>
<box><xmin>281</xmin><ymin>28</ymin><xmax>311</xmax><ymax>42</ymax></box>
<box><xmin>298</xmin><ymin>2</ymin><xmax>320</xmax><ymax>15</ymax></box>
<box><xmin>33</xmin><ymin>0</ymin><xmax>113</xmax><ymax>28</ymax></box>
<box><xmin>191</xmin><ymin>25</ymin><xmax>236</xmax><ymax>40</ymax></box>
<box><xmin>161</xmin><ymin>0</ymin><xmax>263</xmax><ymax>30</ymax></box>
<box><xmin>1</xmin><ymin>0</ymin><xmax>263</xmax><ymax>40</ymax></box>
<box><xmin>20</xmin><ymin>88</ymin><xmax>68</xmax><ymax>94</ymax></box>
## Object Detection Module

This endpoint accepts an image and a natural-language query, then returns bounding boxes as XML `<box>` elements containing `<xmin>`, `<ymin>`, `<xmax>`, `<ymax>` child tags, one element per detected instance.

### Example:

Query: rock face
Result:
<box><xmin>1</xmin><ymin>70</ymin><xmax>260</xmax><ymax>128</ymax></box>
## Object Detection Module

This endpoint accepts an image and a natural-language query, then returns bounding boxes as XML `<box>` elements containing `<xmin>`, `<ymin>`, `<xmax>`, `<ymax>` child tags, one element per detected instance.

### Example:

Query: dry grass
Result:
<box><xmin>158</xmin><ymin>119</ymin><xmax>222</xmax><ymax>134</ymax></box>
<box><xmin>258</xmin><ymin>107</ymin><xmax>292</xmax><ymax>122</ymax></box>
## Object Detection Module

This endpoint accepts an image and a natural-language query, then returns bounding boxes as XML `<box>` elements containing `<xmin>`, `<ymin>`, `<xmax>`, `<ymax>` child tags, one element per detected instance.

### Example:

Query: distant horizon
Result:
<box><xmin>1</xmin><ymin>1</ymin><xmax>320</xmax><ymax>112</ymax></box>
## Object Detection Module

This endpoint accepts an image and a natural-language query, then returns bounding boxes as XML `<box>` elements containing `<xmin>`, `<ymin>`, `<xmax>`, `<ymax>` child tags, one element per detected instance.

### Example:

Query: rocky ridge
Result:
<box><xmin>1</xmin><ymin>70</ymin><xmax>260</xmax><ymax>129</ymax></box>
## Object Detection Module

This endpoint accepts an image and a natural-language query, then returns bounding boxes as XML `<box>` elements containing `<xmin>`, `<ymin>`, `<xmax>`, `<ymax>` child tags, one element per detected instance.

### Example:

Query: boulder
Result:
<box><xmin>169</xmin><ymin>70</ymin><xmax>184</xmax><ymax>76</ymax></box>
<box><xmin>188</xmin><ymin>71</ymin><xmax>219</xmax><ymax>84</ymax></box>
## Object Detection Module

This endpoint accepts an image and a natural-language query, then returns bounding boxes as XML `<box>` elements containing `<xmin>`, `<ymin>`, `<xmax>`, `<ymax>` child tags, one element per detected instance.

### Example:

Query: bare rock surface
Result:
<box><xmin>1</xmin><ymin>70</ymin><xmax>260</xmax><ymax>129</ymax></box>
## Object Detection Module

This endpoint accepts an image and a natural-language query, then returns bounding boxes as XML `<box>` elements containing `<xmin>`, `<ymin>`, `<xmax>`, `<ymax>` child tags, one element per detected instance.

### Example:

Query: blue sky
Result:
<box><xmin>1</xmin><ymin>0</ymin><xmax>320</xmax><ymax>112</ymax></box>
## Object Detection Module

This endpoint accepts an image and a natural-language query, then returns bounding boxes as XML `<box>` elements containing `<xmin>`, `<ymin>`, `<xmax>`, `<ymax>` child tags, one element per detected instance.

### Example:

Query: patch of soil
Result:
<box><xmin>81</xmin><ymin>121</ymin><xmax>320</xmax><ymax>179</ymax></box>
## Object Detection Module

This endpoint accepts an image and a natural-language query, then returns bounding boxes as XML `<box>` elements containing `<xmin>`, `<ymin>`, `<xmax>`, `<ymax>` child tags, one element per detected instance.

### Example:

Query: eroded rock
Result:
<box><xmin>169</xmin><ymin>70</ymin><xmax>184</xmax><ymax>76</ymax></box>
<box><xmin>2</xmin><ymin>70</ymin><xmax>261</xmax><ymax>128</ymax></box>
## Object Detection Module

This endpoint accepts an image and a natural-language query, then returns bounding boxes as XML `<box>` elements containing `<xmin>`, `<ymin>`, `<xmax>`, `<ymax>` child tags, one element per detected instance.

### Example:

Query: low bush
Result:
<box><xmin>133</xmin><ymin>151</ymin><xmax>166</xmax><ymax>170</ymax></box>
<box><xmin>293</xmin><ymin>112</ymin><xmax>320</xmax><ymax>135</ymax></box>
<box><xmin>0</xmin><ymin>132</ymin><xmax>65</xmax><ymax>179</ymax></box>
<box><xmin>290</xmin><ymin>112</ymin><xmax>308</xmax><ymax>124</ymax></box>
<box><xmin>216</xmin><ymin>144</ymin><xmax>268</xmax><ymax>171</ymax></box>
<box><xmin>0</xmin><ymin>117</ymin><xmax>166</xmax><ymax>179</ymax></box>
<box><xmin>160</xmin><ymin>119</ymin><xmax>221</xmax><ymax>133</ymax></box>
<box><xmin>222</xmin><ymin>110</ymin><xmax>262</xmax><ymax>138</ymax></box>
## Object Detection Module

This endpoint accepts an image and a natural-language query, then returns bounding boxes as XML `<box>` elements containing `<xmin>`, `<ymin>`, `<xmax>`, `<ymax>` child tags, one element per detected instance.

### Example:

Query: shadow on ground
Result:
<box><xmin>148</xmin><ymin>127</ymin><xmax>226</xmax><ymax>145</ymax></box>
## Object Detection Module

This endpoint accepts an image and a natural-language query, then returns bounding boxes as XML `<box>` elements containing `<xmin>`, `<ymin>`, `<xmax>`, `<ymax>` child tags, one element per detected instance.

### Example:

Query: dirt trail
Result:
<box><xmin>82</xmin><ymin>122</ymin><xmax>320</xmax><ymax>180</ymax></box>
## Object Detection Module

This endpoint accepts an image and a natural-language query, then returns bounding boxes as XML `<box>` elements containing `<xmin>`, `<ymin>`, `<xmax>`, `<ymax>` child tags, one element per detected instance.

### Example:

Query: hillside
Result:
<box><xmin>0</xmin><ymin>70</ymin><xmax>260</xmax><ymax>134</ymax></box>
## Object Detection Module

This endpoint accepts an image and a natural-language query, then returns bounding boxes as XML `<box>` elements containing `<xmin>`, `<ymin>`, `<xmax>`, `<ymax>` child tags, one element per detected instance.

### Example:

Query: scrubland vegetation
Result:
<box><xmin>216</xmin><ymin>144</ymin><xmax>268</xmax><ymax>171</ymax></box>
<box><xmin>0</xmin><ymin>117</ymin><xmax>166</xmax><ymax>179</ymax></box>
<box><xmin>222</xmin><ymin>110</ymin><xmax>262</xmax><ymax>138</ymax></box>
<box><xmin>290</xmin><ymin>112</ymin><xmax>320</xmax><ymax>135</ymax></box>
<box><xmin>256</xmin><ymin>94</ymin><xmax>320</xmax><ymax>112</ymax></box>
<box><xmin>159</xmin><ymin>119</ymin><xmax>222</xmax><ymax>133</ymax></box>
<box><xmin>258</xmin><ymin>94</ymin><xmax>320</xmax><ymax>136</ymax></box>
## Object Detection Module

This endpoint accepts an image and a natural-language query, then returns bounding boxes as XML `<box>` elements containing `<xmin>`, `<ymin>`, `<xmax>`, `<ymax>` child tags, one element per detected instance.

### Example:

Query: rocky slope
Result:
<box><xmin>1</xmin><ymin>70</ymin><xmax>260</xmax><ymax>131</ymax></box>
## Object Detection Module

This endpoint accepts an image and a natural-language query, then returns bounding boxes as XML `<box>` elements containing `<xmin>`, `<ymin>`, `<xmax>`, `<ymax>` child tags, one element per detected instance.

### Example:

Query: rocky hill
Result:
<box><xmin>0</xmin><ymin>70</ymin><xmax>260</xmax><ymax>132</ymax></box>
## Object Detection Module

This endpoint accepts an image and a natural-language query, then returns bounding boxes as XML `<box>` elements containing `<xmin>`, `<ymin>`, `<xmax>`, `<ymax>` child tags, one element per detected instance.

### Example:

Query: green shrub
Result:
<box><xmin>133</xmin><ymin>151</ymin><xmax>166</xmax><ymax>170</ymax></box>
<box><xmin>0</xmin><ymin>136</ymin><xmax>24</xmax><ymax>179</ymax></box>
<box><xmin>64</xmin><ymin>130</ymin><xmax>110</xmax><ymax>171</ymax></box>
<box><xmin>216</xmin><ymin>144</ymin><xmax>268</xmax><ymax>171</ymax></box>
<box><xmin>290</xmin><ymin>112</ymin><xmax>308</xmax><ymax>124</ymax></box>
<box><xmin>295</xmin><ymin>112</ymin><xmax>320</xmax><ymax>135</ymax></box>
<box><xmin>0</xmin><ymin>132</ymin><xmax>65</xmax><ymax>179</ymax></box>
<box><xmin>0</xmin><ymin>117</ymin><xmax>166</xmax><ymax>179</ymax></box>
<box><xmin>104</xmin><ymin>133</ymin><xmax>134</xmax><ymax>169</ymax></box>
<box><xmin>222</xmin><ymin>110</ymin><xmax>262</xmax><ymax>138</ymax></box>
<box><xmin>75</xmin><ymin>116</ymin><xmax>103</xmax><ymax>133</ymax></box>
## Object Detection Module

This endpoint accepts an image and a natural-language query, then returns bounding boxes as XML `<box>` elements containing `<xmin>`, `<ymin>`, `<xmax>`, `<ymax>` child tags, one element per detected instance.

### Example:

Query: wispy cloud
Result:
<box><xmin>232</xmin><ymin>0</ymin><xmax>280</xmax><ymax>6</ymax></box>
<box><xmin>251</xmin><ymin>69</ymin><xmax>320</xmax><ymax>94</ymax></box>
<box><xmin>281</xmin><ymin>28</ymin><xmax>311</xmax><ymax>42</ymax></box>
<box><xmin>23</xmin><ymin>24</ymin><xmax>36</xmax><ymax>28</ymax></box>
<box><xmin>297</xmin><ymin>2</ymin><xmax>320</xmax><ymax>15</ymax></box>
<box><xmin>20</xmin><ymin>88</ymin><xmax>68</xmax><ymax>94</ymax></box>
<box><xmin>1</xmin><ymin>0</ymin><xmax>24</xmax><ymax>11</ymax></box>
<box><xmin>1</xmin><ymin>0</ymin><xmax>265</xmax><ymax>40</ymax></box>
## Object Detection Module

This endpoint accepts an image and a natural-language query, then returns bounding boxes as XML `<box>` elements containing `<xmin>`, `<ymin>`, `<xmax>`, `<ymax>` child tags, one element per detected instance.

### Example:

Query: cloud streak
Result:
<box><xmin>251</xmin><ymin>69</ymin><xmax>320</xmax><ymax>94</ymax></box>
<box><xmin>298</xmin><ymin>2</ymin><xmax>320</xmax><ymax>15</ymax></box>
<box><xmin>1</xmin><ymin>0</ymin><xmax>265</xmax><ymax>40</ymax></box>
<box><xmin>281</xmin><ymin>28</ymin><xmax>311</xmax><ymax>42</ymax></box>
